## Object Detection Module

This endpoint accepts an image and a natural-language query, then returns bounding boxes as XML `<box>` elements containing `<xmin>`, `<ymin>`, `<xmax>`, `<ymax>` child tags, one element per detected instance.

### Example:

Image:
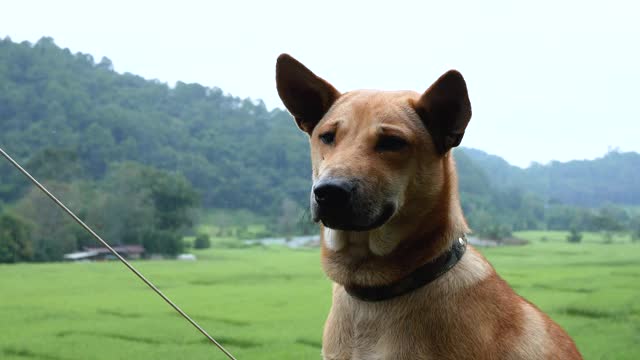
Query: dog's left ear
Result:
<box><xmin>276</xmin><ymin>54</ymin><xmax>341</xmax><ymax>134</ymax></box>
<box><xmin>412</xmin><ymin>70</ymin><xmax>472</xmax><ymax>155</ymax></box>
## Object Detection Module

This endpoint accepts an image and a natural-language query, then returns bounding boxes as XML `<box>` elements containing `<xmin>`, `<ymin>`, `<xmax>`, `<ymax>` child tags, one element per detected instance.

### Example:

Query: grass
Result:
<box><xmin>0</xmin><ymin>233</ymin><xmax>639</xmax><ymax>359</ymax></box>
<box><xmin>194</xmin><ymin>209</ymin><xmax>273</xmax><ymax>241</ymax></box>
<box><xmin>515</xmin><ymin>229</ymin><xmax>634</xmax><ymax>245</ymax></box>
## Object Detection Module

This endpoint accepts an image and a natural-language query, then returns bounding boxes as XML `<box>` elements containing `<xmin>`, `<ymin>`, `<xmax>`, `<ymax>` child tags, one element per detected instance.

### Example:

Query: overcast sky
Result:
<box><xmin>1</xmin><ymin>0</ymin><xmax>638</xmax><ymax>167</ymax></box>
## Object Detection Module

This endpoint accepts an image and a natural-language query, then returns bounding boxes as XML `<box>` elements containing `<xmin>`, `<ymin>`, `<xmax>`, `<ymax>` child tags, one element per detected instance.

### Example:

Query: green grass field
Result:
<box><xmin>1</xmin><ymin>231</ymin><xmax>638</xmax><ymax>359</ymax></box>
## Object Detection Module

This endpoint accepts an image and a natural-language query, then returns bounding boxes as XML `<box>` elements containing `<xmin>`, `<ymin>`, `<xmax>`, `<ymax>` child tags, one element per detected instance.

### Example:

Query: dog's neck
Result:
<box><xmin>320</xmin><ymin>154</ymin><xmax>469</xmax><ymax>288</ymax></box>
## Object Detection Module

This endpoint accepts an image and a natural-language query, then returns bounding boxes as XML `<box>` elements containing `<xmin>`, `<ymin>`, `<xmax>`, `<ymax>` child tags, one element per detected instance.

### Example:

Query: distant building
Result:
<box><xmin>63</xmin><ymin>245</ymin><xmax>145</xmax><ymax>261</ymax></box>
<box><xmin>63</xmin><ymin>250</ymin><xmax>100</xmax><ymax>261</ymax></box>
<box><xmin>177</xmin><ymin>254</ymin><xmax>197</xmax><ymax>261</ymax></box>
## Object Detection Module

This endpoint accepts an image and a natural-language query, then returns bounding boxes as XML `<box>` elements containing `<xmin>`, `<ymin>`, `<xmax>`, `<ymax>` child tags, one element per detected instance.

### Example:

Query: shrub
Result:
<box><xmin>567</xmin><ymin>227</ymin><xmax>582</xmax><ymax>243</ymax></box>
<box><xmin>0</xmin><ymin>213</ymin><xmax>34</xmax><ymax>263</ymax></box>
<box><xmin>630</xmin><ymin>216</ymin><xmax>640</xmax><ymax>243</ymax></box>
<box><xmin>482</xmin><ymin>224</ymin><xmax>513</xmax><ymax>241</ymax></box>
<box><xmin>194</xmin><ymin>233</ymin><xmax>211</xmax><ymax>249</ymax></box>
<box><xmin>143</xmin><ymin>230</ymin><xmax>184</xmax><ymax>256</ymax></box>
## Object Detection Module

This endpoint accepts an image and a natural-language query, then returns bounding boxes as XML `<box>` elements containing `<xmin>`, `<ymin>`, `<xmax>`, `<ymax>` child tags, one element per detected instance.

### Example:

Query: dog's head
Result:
<box><xmin>276</xmin><ymin>54</ymin><xmax>471</xmax><ymax>238</ymax></box>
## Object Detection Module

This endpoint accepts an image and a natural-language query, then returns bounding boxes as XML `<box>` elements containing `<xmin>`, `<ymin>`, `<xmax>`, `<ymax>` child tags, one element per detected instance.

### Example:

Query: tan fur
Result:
<box><xmin>276</xmin><ymin>55</ymin><xmax>582</xmax><ymax>359</ymax></box>
<box><xmin>322</xmin><ymin>248</ymin><xmax>581</xmax><ymax>360</ymax></box>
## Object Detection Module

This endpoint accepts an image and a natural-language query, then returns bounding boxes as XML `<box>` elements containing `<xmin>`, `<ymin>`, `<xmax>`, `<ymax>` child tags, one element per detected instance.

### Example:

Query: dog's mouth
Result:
<box><xmin>314</xmin><ymin>203</ymin><xmax>396</xmax><ymax>232</ymax></box>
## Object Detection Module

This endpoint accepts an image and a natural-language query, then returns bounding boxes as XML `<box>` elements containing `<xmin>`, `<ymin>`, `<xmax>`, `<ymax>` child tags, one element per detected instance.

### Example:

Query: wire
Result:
<box><xmin>0</xmin><ymin>146</ymin><xmax>237</xmax><ymax>360</ymax></box>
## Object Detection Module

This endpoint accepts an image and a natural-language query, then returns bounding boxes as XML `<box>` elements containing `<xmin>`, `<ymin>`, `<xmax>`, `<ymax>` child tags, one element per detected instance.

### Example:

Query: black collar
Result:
<box><xmin>344</xmin><ymin>235</ymin><xmax>467</xmax><ymax>302</ymax></box>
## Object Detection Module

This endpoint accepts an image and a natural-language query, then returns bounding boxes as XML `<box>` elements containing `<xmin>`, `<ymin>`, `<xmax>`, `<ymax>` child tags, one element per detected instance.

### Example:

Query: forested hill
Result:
<box><xmin>1</xmin><ymin>36</ymin><xmax>639</xmax><ymax>217</ymax></box>
<box><xmin>0</xmin><ymin>37</ymin><xmax>310</xmax><ymax>212</ymax></box>
<box><xmin>463</xmin><ymin>148</ymin><xmax>640</xmax><ymax>207</ymax></box>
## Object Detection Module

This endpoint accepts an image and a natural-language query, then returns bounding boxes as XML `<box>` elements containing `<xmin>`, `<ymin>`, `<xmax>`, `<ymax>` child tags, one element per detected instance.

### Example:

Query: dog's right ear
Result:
<box><xmin>276</xmin><ymin>54</ymin><xmax>340</xmax><ymax>134</ymax></box>
<box><xmin>412</xmin><ymin>70</ymin><xmax>472</xmax><ymax>155</ymax></box>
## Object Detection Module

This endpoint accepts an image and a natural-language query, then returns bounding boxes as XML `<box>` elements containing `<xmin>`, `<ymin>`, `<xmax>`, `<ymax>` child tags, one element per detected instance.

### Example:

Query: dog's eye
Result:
<box><xmin>375</xmin><ymin>135</ymin><xmax>408</xmax><ymax>152</ymax></box>
<box><xmin>319</xmin><ymin>132</ymin><xmax>336</xmax><ymax>145</ymax></box>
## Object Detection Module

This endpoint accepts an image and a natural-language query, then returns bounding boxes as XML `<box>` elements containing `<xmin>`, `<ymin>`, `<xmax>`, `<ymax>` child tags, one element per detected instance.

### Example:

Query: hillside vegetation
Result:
<box><xmin>464</xmin><ymin>148</ymin><xmax>640</xmax><ymax>206</ymax></box>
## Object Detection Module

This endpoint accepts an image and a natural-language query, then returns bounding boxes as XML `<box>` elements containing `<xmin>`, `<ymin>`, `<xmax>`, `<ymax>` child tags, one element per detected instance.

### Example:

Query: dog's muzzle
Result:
<box><xmin>311</xmin><ymin>178</ymin><xmax>395</xmax><ymax>231</ymax></box>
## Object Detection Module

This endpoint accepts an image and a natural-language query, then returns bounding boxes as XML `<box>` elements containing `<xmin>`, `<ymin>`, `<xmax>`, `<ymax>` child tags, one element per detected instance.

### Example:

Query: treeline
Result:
<box><xmin>0</xmin><ymin>162</ymin><xmax>198</xmax><ymax>263</ymax></box>
<box><xmin>455</xmin><ymin>150</ymin><xmax>640</xmax><ymax>240</ymax></box>
<box><xmin>1</xmin><ymin>37</ymin><xmax>639</xmax><ymax>263</ymax></box>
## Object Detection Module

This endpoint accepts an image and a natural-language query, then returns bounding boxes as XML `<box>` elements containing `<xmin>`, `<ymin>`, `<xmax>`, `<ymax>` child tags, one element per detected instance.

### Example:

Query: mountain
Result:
<box><xmin>0</xmin><ymin>37</ymin><xmax>311</xmax><ymax>213</ymax></box>
<box><xmin>462</xmin><ymin>148</ymin><xmax>640</xmax><ymax>207</ymax></box>
<box><xmin>1</xmin><ymin>37</ymin><xmax>638</xmax><ymax>237</ymax></box>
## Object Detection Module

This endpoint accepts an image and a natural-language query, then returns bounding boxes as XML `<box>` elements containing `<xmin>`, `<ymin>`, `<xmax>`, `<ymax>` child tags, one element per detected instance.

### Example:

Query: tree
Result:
<box><xmin>485</xmin><ymin>224</ymin><xmax>513</xmax><ymax>242</ymax></box>
<box><xmin>277</xmin><ymin>198</ymin><xmax>300</xmax><ymax>240</ymax></box>
<box><xmin>25</xmin><ymin>148</ymin><xmax>84</xmax><ymax>182</ymax></box>
<box><xmin>631</xmin><ymin>216</ymin><xmax>640</xmax><ymax>243</ymax></box>
<box><xmin>0</xmin><ymin>213</ymin><xmax>34</xmax><ymax>263</ymax></box>
<box><xmin>85</xmin><ymin>186</ymin><xmax>155</xmax><ymax>247</ymax></box>
<box><xmin>143</xmin><ymin>230</ymin><xmax>183</xmax><ymax>256</ymax></box>
<box><xmin>567</xmin><ymin>227</ymin><xmax>582</xmax><ymax>243</ymax></box>
<box><xmin>100</xmin><ymin>162</ymin><xmax>198</xmax><ymax>255</ymax></box>
<box><xmin>13</xmin><ymin>183</ymin><xmax>80</xmax><ymax>261</ymax></box>
<box><xmin>193</xmin><ymin>233</ymin><xmax>211</xmax><ymax>249</ymax></box>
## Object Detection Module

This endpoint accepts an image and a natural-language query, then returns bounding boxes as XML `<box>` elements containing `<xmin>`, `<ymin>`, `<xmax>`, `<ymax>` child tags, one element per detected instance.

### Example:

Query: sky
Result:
<box><xmin>1</xmin><ymin>0</ymin><xmax>638</xmax><ymax>167</ymax></box>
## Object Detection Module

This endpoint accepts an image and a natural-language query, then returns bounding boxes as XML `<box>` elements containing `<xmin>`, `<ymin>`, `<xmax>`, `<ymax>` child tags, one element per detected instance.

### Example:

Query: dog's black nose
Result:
<box><xmin>313</xmin><ymin>179</ymin><xmax>354</xmax><ymax>207</ymax></box>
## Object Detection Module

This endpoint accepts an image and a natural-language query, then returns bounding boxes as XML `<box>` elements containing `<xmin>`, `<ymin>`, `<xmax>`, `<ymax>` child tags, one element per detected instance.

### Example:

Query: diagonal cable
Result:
<box><xmin>0</xmin><ymin>146</ymin><xmax>236</xmax><ymax>360</ymax></box>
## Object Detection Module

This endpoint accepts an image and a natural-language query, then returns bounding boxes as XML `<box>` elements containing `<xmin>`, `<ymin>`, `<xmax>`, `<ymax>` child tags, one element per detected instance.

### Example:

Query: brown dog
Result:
<box><xmin>276</xmin><ymin>54</ymin><xmax>582</xmax><ymax>360</ymax></box>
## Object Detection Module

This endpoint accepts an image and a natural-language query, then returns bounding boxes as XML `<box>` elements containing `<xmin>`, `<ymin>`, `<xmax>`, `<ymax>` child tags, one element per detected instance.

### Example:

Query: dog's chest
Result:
<box><xmin>323</xmin><ymin>292</ymin><xmax>441</xmax><ymax>360</ymax></box>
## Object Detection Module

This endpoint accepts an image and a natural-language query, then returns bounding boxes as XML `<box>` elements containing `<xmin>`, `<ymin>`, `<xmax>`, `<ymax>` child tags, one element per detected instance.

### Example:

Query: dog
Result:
<box><xmin>276</xmin><ymin>54</ymin><xmax>582</xmax><ymax>360</ymax></box>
